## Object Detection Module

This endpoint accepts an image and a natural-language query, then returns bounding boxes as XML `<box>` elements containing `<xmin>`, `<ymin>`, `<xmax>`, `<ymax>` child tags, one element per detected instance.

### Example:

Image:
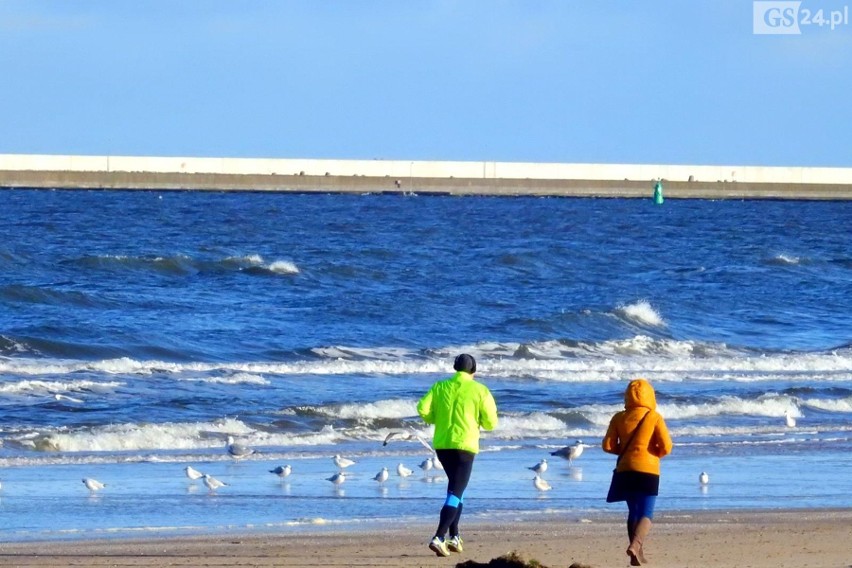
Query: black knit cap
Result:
<box><xmin>453</xmin><ymin>353</ymin><xmax>477</xmax><ymax>374</ymax></box>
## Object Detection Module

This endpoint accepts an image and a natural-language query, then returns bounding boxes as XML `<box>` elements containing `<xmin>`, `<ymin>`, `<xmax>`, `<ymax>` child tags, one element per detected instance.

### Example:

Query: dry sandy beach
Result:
<box><xmin>0</xmin><ymin>510</ymin><xmax>849</xmax><ymax>568</ymax></box>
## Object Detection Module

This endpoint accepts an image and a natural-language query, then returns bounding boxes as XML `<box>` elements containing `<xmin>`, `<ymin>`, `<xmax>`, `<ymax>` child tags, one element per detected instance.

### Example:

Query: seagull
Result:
<box><xmin>418</xmin><ymin>458</ymin><xmax>433</xmax><ymax>473</ymax></box>
<box><xmin>397</xmin><ymin>463</ymin><xmax>413</xmax><ymax>477</ymax></box>
<box><xmin>226</xmin><ymin>436</ymin><xmax>255</xmax><ymax>459</ymax></box>
<box><xmin>430</xmin><ymin>455</ymin><xmax>444</xmax><ymax>470</ymax></box>
<box><xmin>382</xmin><ymin>430</ymin><xmax>434</xmax><ymax>453</ymax></box>
<box><xmin>550</xmin><ymin>440</ymin><xmax>586</xmax><ymax>465</ymax></box>
<box><xmin>699</xmin><ymin>471</ymin><xmax>710</xmax><ymax>485</ymax></box>
<box><xmin>184</xmin><ymin>465</ymin><xmax>204</xmax><ymax>481</ymax></box>
<box><xmin>202</xmin><ymin>474</ymin><xmax>227</xmax><ymax>491</ymax></box>
<box><xmin>785</xmin><ymin>410</ymin><xmax>797</xmax><ymax>428</ymax></box>
<box><xmin>528</xmin><ymin>459</ymin><xmax>548</xmax><ymax>475</ymax></box>
<box><xmin>333</xmin><ymin>455</ymin><xmax>356</xmax><ymax>469</ymax></box>
<box><xmin>373</xmin><ymin>467</ymin><xmax>389</xmax><ymax>484</ymax></box>
<box><xmin>533</xmin><ymin>475</ymin><xmax>552</xmax><ymax>492</ymax></box>
<box><xmin>327</xmin><ymin>471</ymin><xmax>346</xmax><ymax>486</ymax></box>
<box><xmin>269</xmin><ymin>465</ymin><xmax>292</xmax><ymax>478</ymax></box>
<box><xmin>82</xmin><ymin>478</ymin><xmax>105</xmax><ymax>492</ymax></box>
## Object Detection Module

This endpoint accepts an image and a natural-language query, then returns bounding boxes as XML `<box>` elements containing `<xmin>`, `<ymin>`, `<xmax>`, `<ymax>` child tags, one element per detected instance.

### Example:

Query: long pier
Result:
<box><xmin>2</xmin><ymin>154</ymin><xmax>851</xmax><ymax>199</ymax></box>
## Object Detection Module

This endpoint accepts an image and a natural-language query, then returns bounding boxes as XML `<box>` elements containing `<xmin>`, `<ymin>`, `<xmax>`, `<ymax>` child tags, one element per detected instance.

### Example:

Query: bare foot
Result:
<box><xmin>637</xmin><ymin>543</ymin><xmax>648</xmax><ymax>564</ymax></box>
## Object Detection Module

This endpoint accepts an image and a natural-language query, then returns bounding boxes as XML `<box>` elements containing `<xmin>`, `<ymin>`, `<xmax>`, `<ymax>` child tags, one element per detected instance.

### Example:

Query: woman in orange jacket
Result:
<box><xmin>602</xmin><ymin>378</ymin><xmax>673</xmax><ymax>566</ymax></box>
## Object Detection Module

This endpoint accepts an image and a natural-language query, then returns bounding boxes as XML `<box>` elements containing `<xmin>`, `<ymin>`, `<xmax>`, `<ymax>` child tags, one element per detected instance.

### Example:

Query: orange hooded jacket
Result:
<box><xmin>602</xmin><ymin>378</ymin><xmax>673</xmax><ymax>475</ymax></box>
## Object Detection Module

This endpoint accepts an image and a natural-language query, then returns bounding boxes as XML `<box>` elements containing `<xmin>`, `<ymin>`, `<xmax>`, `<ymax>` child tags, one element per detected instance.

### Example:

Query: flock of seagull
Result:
<box><xmin>77</xmin><ymin>433</ymin><xmax>592</xmax><ymax>495</ymax></box>
<box><xmin>79</xmin><ymin>431</ymin><xmax>446</xmax><ymax>494</ymax></box>
<box><xmin>318</xmin><ymin>452</ymin><xmax>449</xmax><ymax>488</ymax></box>
<box><xmin>78</xmin><ymin>416</ymin><xmax>804</xmax><ymax>494</ymax></box>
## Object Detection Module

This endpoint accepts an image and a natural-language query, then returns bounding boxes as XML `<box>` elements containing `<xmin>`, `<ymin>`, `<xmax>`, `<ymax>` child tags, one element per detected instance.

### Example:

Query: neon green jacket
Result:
<box><xmin>417</xmin><ymin>371</ymin><xmax>498</xmax><ymax>454</ymax></box>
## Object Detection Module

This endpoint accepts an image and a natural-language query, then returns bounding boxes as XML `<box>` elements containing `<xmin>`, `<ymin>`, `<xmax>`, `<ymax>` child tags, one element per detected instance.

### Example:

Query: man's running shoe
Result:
<box><xmin>429</xmin><ymin>536</ymin><xmax>450</xmax><ymax>557</ymax></box>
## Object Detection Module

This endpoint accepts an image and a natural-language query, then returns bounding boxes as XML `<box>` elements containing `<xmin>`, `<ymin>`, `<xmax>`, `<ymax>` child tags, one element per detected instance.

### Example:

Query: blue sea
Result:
<box><xmin>0</xmin><ymin>189</ymin><xmax>850</xmax><ymax>541</ymax></box>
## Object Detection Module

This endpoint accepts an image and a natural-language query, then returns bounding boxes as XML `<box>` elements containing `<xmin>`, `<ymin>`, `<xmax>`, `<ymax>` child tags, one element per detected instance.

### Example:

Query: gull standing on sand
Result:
<box><xmin>333</xmin><ymin>455</ymin><xmax>356</xmax><ymax>469</ymax></box>
<box><xmin>418</xmin><ymin>457</ymin><xmax>433</xmax><ymax>473</ymax></box>
<box><xmin>528</xmin><ymin>459</ymin><xmax>548</xmax><ymax>475</ymax></box>
<box><xmin>699</xmin><ymin>471</ymin><xmax>710</xmax><ymax>485</ymax></box>
<box><xmin>226</xmin><ymin>436</ymin><xmax>255</xmax><ymax>459</ymax></box>
<box><xmin>270</xmin><ymin>465</ymin><xmax>292</xmax><ymax>478</ymax></box>
<box><xmin>430</xmin><ymin>455</ymin><xmax>444</xmax><ymax>470</ymax></box>
<box><xmin>184</xmin><ymin>466</ymin><xmax>204</xmax><ymax>481</ymax></box>
<box><xmin>327</xmin><ymin>471</ymin><xmax>346</xmax><ymax>486</ymax></box>
<box><xmin>203</xmin><ymin>474</ymin><xmax>227</xmax><ymax>491</ymax></box>
<box><xmin>533</xmin><ymin>475</ymin><xmax>552</xmax><ymax>492</ymax></box>
<box><xmin>82</xmin><ymin>478</ymin><xmax>105</xmax><ymax>492</ymax></box>
<box><xmin>373</xmin><ymin>467</ymin><xmax>389</xmax><ymax>484</ymax></box>
<box><xmin>550</xmin><ymin>440</ymin><xmax>586</xmax><ymax>465</ymax></box>
<box><xmin>397</xmin><ymin>463</ymin><xmax>413</xmax><ymax>477</ymax></box>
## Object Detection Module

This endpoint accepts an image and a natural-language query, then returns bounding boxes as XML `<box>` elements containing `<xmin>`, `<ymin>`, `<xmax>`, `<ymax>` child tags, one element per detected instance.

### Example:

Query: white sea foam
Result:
<box><xmin>4</xmin><ymin>401</ymin><xmax>850</xmax><ymax>464</ymax></box>
<box><xmin>0</xmin><ymin>378</ymin><xmax>122</xmax><ymax>396</ymax></box>
<box><xmin>268</xmin><ymin>260</ymin><xmax>299</xmax><ymax>274</ymax></box>
<box><xmin>657</xmin><ymin>395</ymin><xmax>803</xmax><ymax>421</ymax></box>
<box><xmin>16</xmin><ymin>419</ymin><xmax>356</xmax><ymax>454</ymax></box>
<box><xmin>591</xmin><ymin>335</ymin><xmax>705</xmax><ymax>357</ymax></box>
<box><xmin>226</xmin><ymin>254</ymin><xmax>299</xmax><ymax>274</ymax></box>
<box><xmin>803</xmin><ymin>397</ymin><xmax>852</xmax><ymax>413</ymax></box>
<box><xmin>443</xmin><ymin>336</ymin><xmax>733</xmax><ymax>364</ymax></box>
<box><xmin>181</xmin><ymin>373</ymin><xmax>270</xmax><ymax>386</ymax></box>
<box><xmin>306</xmin><ymin>398</ymin><xmax>416</xmax><ymax>420</ymax></box>
<box><xmin>1</xmin><ymin>340</ymin><xmax>850</xmax><ymax>385</ymax></box>
<box><xmin>491</xmin><ymin>413</ymin><xmax>572</xmax><ymax>439</ymax></box>
<box><xmin>773</xmin><ymin>254</ymin><xmax>801</xmax><ymax>265</ymax></box>
<box><xmin>153</xmin><ymin>254</ymin><xmax>192</xmax><ymax>263</ymax></box>
<box><xmin>554</xmin><ymin>393</ymin><xmax>852</xmax><ymax>430</ymax></box>
<box><xmin>24</xmin><ymin>418</ymin><xmax>254</xmax><ymax>452</ymax></box>
<box><xmin>228</xmin><ymin>254</ymin><xmax>264</xmax><ymax>265</ymax></box>
<box><xmin>616</xmin><ymin>300</ymin><xmax>665</xmax><ymax>327</ymax></box>
<box><xmin>310</xmin><ymin>345</ymin><xmax>413</xmax><ymax>360</ymax></box>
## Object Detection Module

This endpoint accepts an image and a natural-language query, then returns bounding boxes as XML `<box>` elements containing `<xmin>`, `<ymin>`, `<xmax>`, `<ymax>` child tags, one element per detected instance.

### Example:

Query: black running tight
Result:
<box><xmin>434</xmin><ymin>449</ymin><xmax>476</xmax><ymax>538</ymax></box>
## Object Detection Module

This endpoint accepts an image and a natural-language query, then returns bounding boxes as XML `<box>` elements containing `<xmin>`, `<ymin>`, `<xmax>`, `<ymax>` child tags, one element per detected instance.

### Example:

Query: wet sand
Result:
<box><xmin>0</xmin><ymin>510</ymin><xmax>849</xmax><ymax>567</ymax></box>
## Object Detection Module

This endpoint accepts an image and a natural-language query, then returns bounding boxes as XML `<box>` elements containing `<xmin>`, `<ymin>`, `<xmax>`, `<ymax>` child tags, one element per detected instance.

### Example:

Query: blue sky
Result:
<box><xmin>1</xmin><ymin>1</ymin><xmax>850</xmax><ymax>166</ymax></box>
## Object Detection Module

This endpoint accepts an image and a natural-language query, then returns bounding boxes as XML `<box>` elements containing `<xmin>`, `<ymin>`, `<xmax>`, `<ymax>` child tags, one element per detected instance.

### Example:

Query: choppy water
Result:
<box><xmin>0</xmin><ymin>189</ymin><xmax>850</xmax><ymax>541</ymax></box>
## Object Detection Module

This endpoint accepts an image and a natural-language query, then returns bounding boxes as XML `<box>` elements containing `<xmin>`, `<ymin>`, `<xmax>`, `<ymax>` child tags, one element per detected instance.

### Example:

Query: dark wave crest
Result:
<box><xmin>0</xmin><ymin>333</ymin><xmax>194</xmax><ymax>361</ymax></box>
<box><xmin>0</xmin><ymin>284</ymin><xmax>113</xmax><ymax>308</ymax></box>
<box><xmin>64</xmin><ymin>253</ymin><xmax>300</xmax><ymax>278</ymax></box>
<box><xmin>68</xmin><ymin>254</ymin><xmax>199</xmax><ymax>276</ymax></box>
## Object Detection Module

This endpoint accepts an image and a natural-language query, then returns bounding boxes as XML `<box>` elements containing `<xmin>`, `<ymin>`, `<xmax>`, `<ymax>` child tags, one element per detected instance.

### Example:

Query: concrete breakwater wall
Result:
<box><xmin>1</xmin><ymin>154</ymin><xmax>851</xmax><ymax>199</ymax></box>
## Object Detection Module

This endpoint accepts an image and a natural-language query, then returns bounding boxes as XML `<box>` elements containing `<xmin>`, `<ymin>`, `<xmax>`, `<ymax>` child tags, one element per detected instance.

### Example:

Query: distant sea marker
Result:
<box><xmin>653</xmin><ymin>180</ymin><xmax>664</xmax><ymax>205</ymax></box>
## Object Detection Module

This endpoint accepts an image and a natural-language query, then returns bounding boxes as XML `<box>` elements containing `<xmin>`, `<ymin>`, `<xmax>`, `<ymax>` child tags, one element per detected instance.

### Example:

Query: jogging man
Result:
<box><xmin>417</xmin><ymin>354</ymin><xmax>498</xmax><ymax>557</ymax></box>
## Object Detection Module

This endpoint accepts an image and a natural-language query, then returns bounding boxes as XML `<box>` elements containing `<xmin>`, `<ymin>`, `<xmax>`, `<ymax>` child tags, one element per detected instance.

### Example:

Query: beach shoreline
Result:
<box><xmin>0</xmin><ymin>509</ymin><xmax>849</xmax><ymax>567</ymax></box>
